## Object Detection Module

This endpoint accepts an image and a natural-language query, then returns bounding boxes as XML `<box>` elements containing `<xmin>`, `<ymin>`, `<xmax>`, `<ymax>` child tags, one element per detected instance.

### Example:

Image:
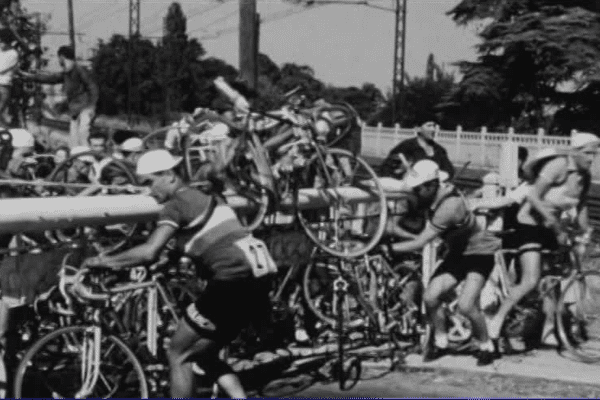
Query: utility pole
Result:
<box><xmin>391</xmin><ymin>0</ymin><xmax>407</xmax><ymax>125</ymax></box>
<box><xmin>239</xmin><ymin>0</ymin><xmax>259</xmax><ymax>90</ymax></box>
<box><xmin>128</xmin><ymin>0</ymin><xmax>140</xmax><ymax>125</ymax></box>
<box><xmin>67</xmin><ymin>0</ymin><xmax>76</xmax><ymax>54</ymax></box>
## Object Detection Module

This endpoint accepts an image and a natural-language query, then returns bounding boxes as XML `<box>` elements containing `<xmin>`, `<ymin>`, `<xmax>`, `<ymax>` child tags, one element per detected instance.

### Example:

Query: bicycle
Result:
<box><xmin>12</xmin><ymin>252</ymin><xmax>200</xmax><ymax>398</ymax></box>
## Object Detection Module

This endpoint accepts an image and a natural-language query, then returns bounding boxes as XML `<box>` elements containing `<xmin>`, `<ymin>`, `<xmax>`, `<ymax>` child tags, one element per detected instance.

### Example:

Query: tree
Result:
<box><xmin>159</xmin><ymin>2</ymin><xmax>206</xmax><ymax>117</ymax></box>
<box><xmin>447</xmin><ymin>1</ymin><xmax>600</xmax><ymax>133</ymax></box>
<box><xmin>374</xmin><ymin>54</ymin><xmax>456</xmax><ymax>128</ymax></box>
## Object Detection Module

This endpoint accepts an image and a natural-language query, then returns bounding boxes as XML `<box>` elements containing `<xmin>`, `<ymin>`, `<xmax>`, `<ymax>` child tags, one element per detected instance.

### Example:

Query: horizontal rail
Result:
<box><xmin>0</xmin><ymin>182</ymin><xmax>411</xmax><ymax>234</ymax></box>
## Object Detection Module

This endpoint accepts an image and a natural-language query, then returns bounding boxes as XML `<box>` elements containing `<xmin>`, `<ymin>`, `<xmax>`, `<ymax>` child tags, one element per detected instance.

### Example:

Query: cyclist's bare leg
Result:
<box><xmin>424</xmin><ymin>273</ymin><xmax>458</xmax><ymax>348</ymax></box>
<box><xmin>168</xmin><ymin>319</ymin><xmax>246</xmax><ymax>398</ymax></box>
<box><xmin>487</xmin><ymin>248</ymin><xmax>542</xmax><ymax>339</ymax></box>
<box><xmin>168</xmin><ymin>320</ymin><xmax>201</xmax><ymax>397</ymax></box>
<box><xmin>456</xmin><ymin>271</ymin><xmax>492</xmax><ymax>346</ymax></box>
<box><xmin>541</xmin><ymin>277</ymin><xmax>560</xmax><ymax>345</ymax></box>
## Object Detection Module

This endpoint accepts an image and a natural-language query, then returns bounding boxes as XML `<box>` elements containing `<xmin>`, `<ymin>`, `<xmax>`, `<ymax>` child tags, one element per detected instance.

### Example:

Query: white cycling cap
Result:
<box><xmin>71</xmin><ymin>146</ymin><xmax>91</xmax><ymax>156</ymax></box>
<box><xmin>121</xmin><ymin>137</ymin><xmax>144</xmax><ymax>152</ymax></box>
<box><xmin>136</xmin><ymin>149</ymin><xmax>182</xmax><ymax>175</ymax></box>
<box><xmin>571</xmin><ymin>132</ymin><xmax>600</xmax><ymax>149</ymax></box>
<box><xmin>405</xmin><ymin>159</ymin><xmax>441</xmax><ymax>188</ymax></box>
<box><xmin>10</xmin><ymin>128</ymin><xmax>34</xmax><ymax>148</ymax></box>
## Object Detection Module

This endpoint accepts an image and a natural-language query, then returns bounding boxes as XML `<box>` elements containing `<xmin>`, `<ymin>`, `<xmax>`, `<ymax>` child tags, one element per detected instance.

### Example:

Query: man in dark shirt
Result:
<box><xmin>20</xmin><ymin>46</ymin><xmax>99</xmax><ymax>147</ymax></box>
<box><xmin>380</xmin><ymin>121</ymin><xmax>454</xmax><ymax>180</ymax></box>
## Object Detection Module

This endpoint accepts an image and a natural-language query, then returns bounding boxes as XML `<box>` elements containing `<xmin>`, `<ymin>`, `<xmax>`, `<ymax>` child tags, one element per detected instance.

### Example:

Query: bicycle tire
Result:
<box><xmin>13</xmin><ymin>325</ymin><xmax>149</xmax><ymax>398</ymax></box>
<box><xmin>302</xmin><ymin>256</ymin><xmax>371</xmax><ymax>329</ymax></box>
<box><xmin>48</xmin><ymin>151</ymin><xmax>139</xmax><ymax>252</ymax></box>
<box><xmin>297</xmin><ymin>148</ymin><xmax>387</xmax><ymax>258</ymax></box>
<box><xmin>556</xmin><ymin>270</ymin><xmax>600</xmax><ymax>363</ymax></box>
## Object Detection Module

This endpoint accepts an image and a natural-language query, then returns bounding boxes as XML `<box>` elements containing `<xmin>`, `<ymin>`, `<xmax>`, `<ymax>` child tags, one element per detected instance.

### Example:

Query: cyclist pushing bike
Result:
<box><xmin>390</xmin><ymin>160</ymin><xmax>500</xmax><ymax>366</ymax></box>
<box><xmin>474</xmin><ymin>133</ymin><xmax>598</xmax><ymax>346</ymax></box>
<box><xmin>84</xmin><ymin>149</ymin><xmax>275</xmax><ymax>398</ymax></box>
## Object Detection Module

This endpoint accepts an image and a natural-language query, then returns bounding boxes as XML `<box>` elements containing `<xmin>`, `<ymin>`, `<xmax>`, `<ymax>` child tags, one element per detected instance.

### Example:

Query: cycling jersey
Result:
<box><xmin>157</xmin><ymin>187</ymin><xmax>253</xmax><ymax>280</ymax></box>
<box><xmin>429</xmin><ymin>184</ymin><xmax>501</xmax><ymax>255</ymax></box>
<box><xmin>518</xmin><ymin>155</ymin><xmax>589</xmax><ymax>226</ymax></box>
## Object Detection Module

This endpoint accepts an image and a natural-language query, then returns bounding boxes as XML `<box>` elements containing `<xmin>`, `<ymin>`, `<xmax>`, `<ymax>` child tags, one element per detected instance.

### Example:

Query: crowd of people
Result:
<box><xmin>378</xmin><ymin>121</ymin><xmax>597</xmax><ymax>366</ymax></box>
<box><xmin>0</xmin><ymin>35</ymin><xmax>596</xmax><ymax>397</ymax></box>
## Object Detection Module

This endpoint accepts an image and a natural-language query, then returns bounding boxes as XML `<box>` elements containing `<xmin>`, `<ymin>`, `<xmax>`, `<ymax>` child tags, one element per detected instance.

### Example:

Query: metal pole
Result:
<box><xmin>67</xmin><ymin>0</ymin><xmax>76</xmax><ymax>54</ymax></box>
<box><xmin>391</xmin><ymin>0</ymin><xmax>399</xmax><ymax>125</ymax></box>
<box><xmin>399</xmin><ymin>0</ymin><xmax>407</xmax><ymax>118</ymax></box>
<box><xmin>239</xmin><ymin>0</ymin><xmax>258</xmax><ymax>90</ymax></box>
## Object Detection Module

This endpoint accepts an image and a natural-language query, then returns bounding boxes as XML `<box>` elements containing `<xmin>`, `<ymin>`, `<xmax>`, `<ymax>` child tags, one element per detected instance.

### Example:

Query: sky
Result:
<box><xmin>22</xmin><ymin>0</ymin><xmax>481</xmax><ymax>93</ymax></box>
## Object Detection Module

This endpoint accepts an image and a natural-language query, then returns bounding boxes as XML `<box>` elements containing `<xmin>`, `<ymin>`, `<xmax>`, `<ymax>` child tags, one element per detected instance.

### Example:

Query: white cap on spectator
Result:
<box><xmin>571</xmin><ymin>133</ymin><xmax>600</xmax><ymax>149</ymax></box>
<box><xmin>136</xmin><ymin>149</ymin><xmax>182</xmax><ymax>175</ymax></box>
<box><xmin>71</xmin><ymin>146</ymin><xmax>90</xmax><ymax>156</ymax></box>
<box><xmin>10</xmin><ymin>129</ymin><xmax>34</xmax><ymax>148</ymax></box>
<box><xmin>121</xmin><ymin>137</ymin><xmax>143</xmax><ymax>152</ymax></box>
<box><xmin>71</xmin><ymin>145</ymin><xmax>96</xmax><ymax>163</ymax></box>
<box><xmin>405</xmin><ymin>160</ymin><xmax>441</xmax><ymax>188</ymax></box>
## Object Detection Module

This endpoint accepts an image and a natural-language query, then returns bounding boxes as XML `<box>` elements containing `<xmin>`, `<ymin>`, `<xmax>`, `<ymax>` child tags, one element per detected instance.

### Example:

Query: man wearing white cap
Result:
<box><xmin>484</xmin><ymin>132</ymin><xmax>599</xmax><ymax>345</ymax></box>
<box><xmin>119</xmin><ymin>137</ymin><xmax>144</xmax><ymax>166</ymax></box>
<box><xmin>85</xmin><ymin>149</ymin><xmax>272</xmax><ymax>398</ymax></box>
<box><xmin>6</xmin><ymin>128</ymin><xmax>35</xmax><ymax>178</ymax></box>
<box><xmin>390</xmin><ymin>159</ymin><xmax>500</xmax><ymax>366</ymax></box>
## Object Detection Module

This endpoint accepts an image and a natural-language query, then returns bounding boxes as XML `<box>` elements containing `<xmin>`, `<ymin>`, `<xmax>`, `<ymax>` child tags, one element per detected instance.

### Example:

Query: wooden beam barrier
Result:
<box><xmin>0</xmin><ymin>180</ymin><xmax>414</xmax><ymax>234</ymax></box>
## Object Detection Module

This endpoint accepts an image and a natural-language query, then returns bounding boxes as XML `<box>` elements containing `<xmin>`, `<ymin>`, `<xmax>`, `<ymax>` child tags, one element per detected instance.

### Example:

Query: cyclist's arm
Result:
<box><xmin>87</xmin><ymin>224</ymin><xmax>176</xmax><ymax>269</ymax></box>
<box><xmin>527</xmin><ymin>157</ymin><xmax>567</xmax><ymax>228</ymax></box>
<box><xmin>391</xmin><ymin>197</ymin><xmax>461</xmax><ymax>253</ymax></box>
<box><xmin>470</xmin><ymin>196</ymin><xmax>518</xmax><ymax>211</ymax></box>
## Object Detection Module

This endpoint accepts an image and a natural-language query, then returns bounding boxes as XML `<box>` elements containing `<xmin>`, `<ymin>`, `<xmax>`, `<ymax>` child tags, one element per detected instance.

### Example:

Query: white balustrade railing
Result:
<box><xmin>360</xmin><ymin>123</ymin><xmax>600</xmax><ymax>180</ymax></box>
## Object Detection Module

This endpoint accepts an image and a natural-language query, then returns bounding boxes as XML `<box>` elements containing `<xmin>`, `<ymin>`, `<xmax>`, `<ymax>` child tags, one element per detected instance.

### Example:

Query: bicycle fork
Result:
<box><xmin>76</xmin><ymin>325</ymin><xmax>102</xmax><ymax>399</ymax></box>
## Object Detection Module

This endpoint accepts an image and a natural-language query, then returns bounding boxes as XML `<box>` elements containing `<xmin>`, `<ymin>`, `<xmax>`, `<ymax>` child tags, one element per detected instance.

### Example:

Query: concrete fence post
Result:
<box><xmin>537</xmin><ymin>127</ymin><xmax>545</xmax><ymax>150</ymax></box>
<box><xmin>376</xmin><ymin>122</ymin><xmax>382</xmax><ymax>158</ymax></box>
<box><xmin>455</xmin><ymin>125</ymin><xmax>462</xmax><ymax>161</ymax></box>
<box><xmin>480</xmin><ymin>126</ymin><xmax>488</xmax><ymax>167</ymax></box>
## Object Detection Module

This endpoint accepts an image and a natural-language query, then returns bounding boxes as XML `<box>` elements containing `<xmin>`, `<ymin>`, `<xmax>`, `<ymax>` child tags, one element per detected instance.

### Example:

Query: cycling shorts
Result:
<box><xmin>433</xmin><ymin>253</ymin><xmax>495</xmax><ymax>281</ymax></box>
<box><xmin>512</xmin><ymin>223</ymin><xmax>558</xmax><ymax>251</ymax></box>
<box><xmin>184</xmin><ymin>277</ymin><xmax>271</xmax><ymax>343</ymax></box>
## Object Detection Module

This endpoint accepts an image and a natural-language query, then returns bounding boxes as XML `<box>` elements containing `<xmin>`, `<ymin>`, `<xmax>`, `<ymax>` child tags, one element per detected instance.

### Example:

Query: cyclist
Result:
<box><xmin>484</xmin><ymin>133</ymin><xmax>598</xmax><ymax>344</ymax></box>
<box><xmin>85</xmin><ymin>149</ymin><xmax>273</xmax><ymax>398</ymax></box>
<box><xmin>390</xmin><ymin>159</ymin><xmax>500</xmax><ymax>365</ymax></box>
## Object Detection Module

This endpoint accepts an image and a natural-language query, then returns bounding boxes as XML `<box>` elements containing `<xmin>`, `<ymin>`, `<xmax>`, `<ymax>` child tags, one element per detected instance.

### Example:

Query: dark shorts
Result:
<box><xmin>511</xmin><ymin>223</ymin><xmax>558</xmax><ymax>251</ymax></box>
<box><xmin>184</xmin><ymin>277</ymin><xmax>271</xmax><ymax>344</ymax></box>
<box><xmin>432</xmin><ymin>253</ymin><xmax>495</xmax><ymax>281</ymax></box>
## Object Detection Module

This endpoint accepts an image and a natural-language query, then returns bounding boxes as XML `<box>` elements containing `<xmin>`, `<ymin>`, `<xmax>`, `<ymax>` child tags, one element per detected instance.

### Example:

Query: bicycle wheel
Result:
<box><xmin>302</xmin><ymin>256</ymin><xmax>372</xmax><ymax>330</ymax></box>
<box><xmin>48</xmin><ymin>152</ymin><xmax>139</xmax><ymax>253</ymax></box>
<box><xmin>556</xmin><ymin>270</ymin><xmax>600</xmax><ymax>363</ymax></box>
<box><xmin>296</xmin><ymin>148</ymin><xmax>387</xmax><ymax>258</ymax></box>
<box><xmin>14</xmin><ymin>325</ymin><xmax>148</xmax><ymax>398</ymax></box>
<box><xmin>227</xmin><ymin>133</ymin><xmax>273</xmax><ymax>231</ymax></box>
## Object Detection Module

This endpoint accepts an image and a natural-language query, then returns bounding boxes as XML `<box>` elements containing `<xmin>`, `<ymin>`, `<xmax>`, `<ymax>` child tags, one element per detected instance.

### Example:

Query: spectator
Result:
<box><xmin>19</xmin><ymin>46</ymin><xmax>99</xmax><ymax>147</ymax></box>
<box><xmin>0</xmin><ymin>29</ymin><xmax>18</xmax><ymax>127</ymax></box>
<box><xmin>54</xmin><ymin>145</ymin><xmax>70</xmax><ymax>165</ymax></box>
<box><xmin>380</xmin><ymin>121</ymin><xmax>454</xmax><ymax>180</ymax></box>
<box><xmin>119</xmin><ymin>137</ymin><xmax>144</xmax><ymax>166</ymax></box>
<box><xmin>88</xmin><ymin>131</ymin><xmax>108</xmax><ymax>161</ymax></box>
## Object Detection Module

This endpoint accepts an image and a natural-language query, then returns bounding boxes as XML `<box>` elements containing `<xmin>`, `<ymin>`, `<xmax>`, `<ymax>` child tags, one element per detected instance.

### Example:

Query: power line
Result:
<box><xmin>78</xmin><ymin>0</ymin><xmax>119</xmax><ymax>28</ymax></box>
<box><xmin>195</xmin><ymin>4</ymin><xmax>321</xmax><ymax>40</ymax></box>
<box><xmin>187</xmin><ymin>9</ymin><xmax>238</xmax><ymax>34</ymax></box>
<box><xmin>81</xmin><ymin>4</ymin><xmax>130</xmax><ymax>31</ymax></box>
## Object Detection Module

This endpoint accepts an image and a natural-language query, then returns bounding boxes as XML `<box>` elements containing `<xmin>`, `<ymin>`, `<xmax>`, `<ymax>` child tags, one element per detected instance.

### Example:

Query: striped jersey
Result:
<box><xmin>157</xmin><ymin>187</ymin><xmax>253</xmax><ymax>280</ymax></box>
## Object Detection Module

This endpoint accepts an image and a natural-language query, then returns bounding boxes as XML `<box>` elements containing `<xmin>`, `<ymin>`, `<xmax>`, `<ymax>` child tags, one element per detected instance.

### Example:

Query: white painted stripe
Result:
<box><xmin>157</xmin><ymin>220</ymin><xmax>179</xmax><ymax>229</ymax></box>
<box><xmin>184</xmin><ymin>205</ymin><xmax>238</xmax><ymax>253</ymax></box>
